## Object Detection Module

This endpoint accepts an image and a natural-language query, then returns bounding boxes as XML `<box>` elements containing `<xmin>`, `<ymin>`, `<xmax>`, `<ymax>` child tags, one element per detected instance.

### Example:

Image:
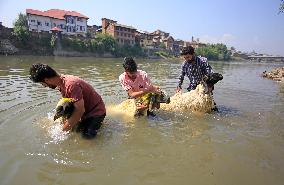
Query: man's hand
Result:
<box><xmin>176</xmin><ymin>86</ymin><xmax>181</xmax><ymax>93</ymax></box>
<box><xmin>153</xmin><ymin>86</ymin><xmax>162</xmax><ymax>95</ymax></box>
<box><xmin>62</xmin><ymin>120</ymin><xmax>72</xmax><ymax>131</ymax></box>
<box><xmin>62</xmin><ymin>99</ymin><xmax>85</xmax><ymax>132</ymax></box>
<box><xmin>136</xmin><ymin>103</ymin><xmax>148</xmax><ymax>112</ymax></box>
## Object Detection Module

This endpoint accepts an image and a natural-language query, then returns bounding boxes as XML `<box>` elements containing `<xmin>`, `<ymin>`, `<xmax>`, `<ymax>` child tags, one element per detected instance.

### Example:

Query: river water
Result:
<box><xmin>0</xmin><ymin>56</ymin><xmax>283</xmax><ymax>185</ymax></box>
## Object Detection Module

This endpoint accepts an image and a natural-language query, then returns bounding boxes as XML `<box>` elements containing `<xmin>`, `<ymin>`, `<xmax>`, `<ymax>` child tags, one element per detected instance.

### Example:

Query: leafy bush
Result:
<box><xmin>195</xmin><ymin>43</ymin><xmax>231</xmax><ymax>61</ymax></box>
<box><xmin>12</xmin><ymin>13</ymin><xmax>30</xmax><ymax>47</ymax></box>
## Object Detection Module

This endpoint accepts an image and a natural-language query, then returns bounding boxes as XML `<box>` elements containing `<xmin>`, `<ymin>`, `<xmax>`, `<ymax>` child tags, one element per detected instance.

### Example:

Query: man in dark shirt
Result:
<box><xmin>177</xmin><ymin>46</ymin><xmax>221</xmax><ymax>111</ymax></box>
<box><xmin>177</xmin><ymin>46</ymin><xmax>213</xmax><ymax>92</ymax></box>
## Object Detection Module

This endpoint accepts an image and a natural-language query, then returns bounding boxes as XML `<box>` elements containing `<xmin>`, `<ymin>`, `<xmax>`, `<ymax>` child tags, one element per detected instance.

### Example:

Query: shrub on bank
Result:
<box><xmin>60</xmin><ymin>34</ymin><xmax>145</xmax><ymax>57</ymax></box>
<box><xmin>195</xmin><ymin>43</ymin><xmax>231</xmax><ymax>61</ymax></box>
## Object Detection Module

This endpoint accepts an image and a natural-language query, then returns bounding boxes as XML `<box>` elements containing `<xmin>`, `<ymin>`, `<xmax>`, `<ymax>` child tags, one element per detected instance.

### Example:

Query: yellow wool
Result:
<box><xmin>56</xmin><ymin>98</ymin><xmax>73</xmax><ymax>107</ymax></box>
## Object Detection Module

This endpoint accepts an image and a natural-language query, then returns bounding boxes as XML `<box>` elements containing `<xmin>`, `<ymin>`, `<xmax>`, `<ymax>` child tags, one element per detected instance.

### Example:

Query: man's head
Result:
<box><xmin>180</xmin><ymin>46</ymin><xmax>195</xmax><ymax>62</ymax></box>
<box><xmin>123</xmin><ymin>57</ymin><xmax>138</xmax><ymax>80</ymax></box>
<box><xmin>29</xmin><ymin>63</ymin><xmax>58</xmax><ymax>89</ymax></box>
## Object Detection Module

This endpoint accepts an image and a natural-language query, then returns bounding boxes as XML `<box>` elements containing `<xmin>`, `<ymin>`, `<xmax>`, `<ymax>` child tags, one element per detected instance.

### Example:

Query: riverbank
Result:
<box><xmin>262</xmin><ymin>67</ymin><xmax>284</xmax><ymax>82</ymax></box>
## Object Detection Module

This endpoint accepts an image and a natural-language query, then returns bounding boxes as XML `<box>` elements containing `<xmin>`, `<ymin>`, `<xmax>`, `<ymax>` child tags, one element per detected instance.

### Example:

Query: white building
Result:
<box><xmin>26</xmin><ymin>9</ymin><xmax>89</xmax><ymax>36</ymax></box>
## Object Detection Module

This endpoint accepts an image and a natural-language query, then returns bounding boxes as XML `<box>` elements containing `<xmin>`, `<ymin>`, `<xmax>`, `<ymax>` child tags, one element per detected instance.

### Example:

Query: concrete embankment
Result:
<box><xmin>0</xmin><ymin>39</ymin><xmax>19</xmax><ymax>55</ymax></box>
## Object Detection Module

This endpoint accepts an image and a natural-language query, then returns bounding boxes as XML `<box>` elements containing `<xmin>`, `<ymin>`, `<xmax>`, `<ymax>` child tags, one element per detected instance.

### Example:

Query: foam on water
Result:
<box><xmin>107</xmin><ymin>102</ymin><xmax>137</xmax><ymax>124</ymax></box>
<box><xmin>40</xmin><ymin>111</ymin><xmax>70</xmax><ymax>143</ymax></box>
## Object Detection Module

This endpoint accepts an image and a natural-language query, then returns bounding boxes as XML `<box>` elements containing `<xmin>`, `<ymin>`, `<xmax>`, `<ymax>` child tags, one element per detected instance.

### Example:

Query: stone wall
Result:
<box><xmin>53</xmin><ymin>50</ymin><xmax>114</xmax><ymax>57</ymax></box>
<box><xmin>0</xmin><ymin>26</ymin><xmax>13</xmax><ymax>39</ymax></box>
<box><xmin>0</xmin><ymin>26</ymin><xmax>19</xmax><ymax>54</ymax></box>
<box><xmin>0</xmin><ymin>39</ymin><xmax>19</xmax><ymax>54</ymax></box>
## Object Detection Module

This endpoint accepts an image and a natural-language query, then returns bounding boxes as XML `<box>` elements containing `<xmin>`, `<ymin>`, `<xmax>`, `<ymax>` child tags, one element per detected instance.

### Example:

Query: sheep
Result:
<box><xmin>112</xmin><ymin>82</ymin><xmax>215</xmax><ymax>117</ymax></box>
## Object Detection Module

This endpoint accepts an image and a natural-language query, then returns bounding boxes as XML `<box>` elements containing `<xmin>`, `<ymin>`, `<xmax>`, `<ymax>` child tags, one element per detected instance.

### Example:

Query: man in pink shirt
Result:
<box><xmin>119</xmin><ymin>57</ymin><xmax>164</xmax><ymax>116</ymax></box>
<box><xmin>29</xmin><ymin>63</ymin><xmax>106</xmax><ymax>139</ymax></box>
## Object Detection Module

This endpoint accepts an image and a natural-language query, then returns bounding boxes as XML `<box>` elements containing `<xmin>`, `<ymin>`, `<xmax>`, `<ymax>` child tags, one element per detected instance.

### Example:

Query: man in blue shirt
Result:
<box><xmin>176</xmin><ymin>46</ymin><xmax>214</xmax><ymax>92</ymax></box>
<box><xmin>177</xmin><ymin>46</ymin><xmax>222</xmax><ymax>111</ymax></box>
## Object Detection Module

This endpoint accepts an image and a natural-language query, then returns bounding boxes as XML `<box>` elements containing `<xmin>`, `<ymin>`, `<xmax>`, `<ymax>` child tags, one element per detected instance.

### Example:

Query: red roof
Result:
<box><xmin>26</xmin><ymin>9</ymin><xmax>89</xmax><ymax>20</ymax></box>
<box><xmin>51</xmin><ymin>27</ymin><xmax>62</xmax><ymax>32</ymax></box>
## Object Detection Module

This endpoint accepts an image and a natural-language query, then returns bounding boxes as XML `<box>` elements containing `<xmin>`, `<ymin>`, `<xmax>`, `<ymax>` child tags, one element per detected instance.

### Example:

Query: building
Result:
<box><xmin>135</xmin><ymin>30</ymin><xmax>154</xmax><ymax>48</ymax></box>
<box><xmin>102</xmin><ymin>18</ymin><xmax>136</xmax><ymax>46</ymax></box>
<box><xmin>87</xmin><ymin>25</ymin><xmax>102</xmax><ymax>38</ymax></box>
<box><xmin>26</xmin><ymin>9</ymin><xmax>89</xmax><ymax>36</ymax></box>
<box><xmin>172</xmin><ymin>39</ymin><xmax>184</xmax><ymax>55</ymax></box>
<box><xmin>150</xmin><ymin>29</ymin><xmax>176</xmax><ymax>50</ymax></box>
<box><xmin>162</xmin><ymin>36</ymin><xmax>174</xmax><ymax>50</ymax></box>
<box><xmin>151</xmin><ymin>29</ymin><xmax>169</xmax><ymax>40</ymax></box>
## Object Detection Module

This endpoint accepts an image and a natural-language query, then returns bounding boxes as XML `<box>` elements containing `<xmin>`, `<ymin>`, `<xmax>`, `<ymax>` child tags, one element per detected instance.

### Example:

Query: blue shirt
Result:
<box><xmin>178</xmin><ymin>56</ymin><xmax>213</xmax><ymax>91</ymax></box>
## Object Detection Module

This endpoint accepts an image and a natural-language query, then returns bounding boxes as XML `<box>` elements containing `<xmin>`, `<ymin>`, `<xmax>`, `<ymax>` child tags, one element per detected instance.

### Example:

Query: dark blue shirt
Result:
<box><xmin>178</xmin><ymin>56</ymin><xmax>213</xmax><ymax>91</ymax></box>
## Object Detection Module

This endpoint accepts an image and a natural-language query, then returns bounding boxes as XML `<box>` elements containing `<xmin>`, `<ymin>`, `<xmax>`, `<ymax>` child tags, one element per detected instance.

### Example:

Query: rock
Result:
<box><xmin>0</xmin><ymin>39</ymin><xmax>19</xmax><ymax>55</ymax></box>
<box><xmin>262</xmin><ymin>67</ymin><xmax>284</xmax><ymax>82</ymax></box>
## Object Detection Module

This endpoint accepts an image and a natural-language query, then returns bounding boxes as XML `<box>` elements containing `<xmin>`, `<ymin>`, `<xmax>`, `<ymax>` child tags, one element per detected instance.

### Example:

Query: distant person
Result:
<box><xmin>119</xmin><ymin>57</ymin><xmax>169</xmax><ymax>117</ymax></box>
<box><xmin>29</xmin><ymin>63</ymin><xmax>106</xmax><ymax>139</ymax></box>
<box><xmin>177</xmin><ymin>46</ymin><xmax>222</xmax><ymax>111</ymax></box>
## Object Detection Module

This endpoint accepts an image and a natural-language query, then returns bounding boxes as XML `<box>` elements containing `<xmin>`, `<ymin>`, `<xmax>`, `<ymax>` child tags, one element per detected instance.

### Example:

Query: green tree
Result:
<box><xmin>195</xmin><ymin>43</ymin><xmax>231</xmax><ymax>61</ymax></box>
<box><xmin>96</xmin><ymin>33</ymin><xmax>117</xmax><ymax>52</ymax></box>
<box><xmin>50</xmin><ymin>35</ymin><xmax>56</xmax><ymax>48</ymax></box>
<box><xmin>12</xmin><ymin>13</ymin><xmax>30</xmax><ymax>46</ymax></box>
<box><xmin>159</xmin><ymin>42</ymin><xmax>166</xmax><ymax>49</ymax></box>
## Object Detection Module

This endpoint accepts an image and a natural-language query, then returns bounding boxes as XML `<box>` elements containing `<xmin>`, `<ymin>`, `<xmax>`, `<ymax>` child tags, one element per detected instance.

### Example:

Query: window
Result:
<box><xmin>45</xmin><ymin>22</ymin><xmax>49</xmax><ymax>27</ymax></box>
<box><xmin>53</xmin><ymin>23</ymin><xmax>56</xmax><ymax>27</ymax></box>
<box><xmin>37</xmin><ymin>21</ymin><xmax>42</xmax><ymax>26</ymax></box>
<box><xmin>31</xmin><ymin>20</ymin><xmax>35</xmax><ymax>23</ymax></box>
<box><xmin>68</xmin><ymin>26</ymin><xmax>73</xmax><ymax>32</ymax></box>
<box><xmin>67</xmin><ymin>17</ymin><xmax>74</xmax><ymax>24</ymax></box>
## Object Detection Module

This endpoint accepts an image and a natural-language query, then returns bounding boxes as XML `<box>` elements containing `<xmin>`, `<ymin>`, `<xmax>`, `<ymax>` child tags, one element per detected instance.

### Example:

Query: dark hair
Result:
<box><xmin>123</xmin><ymin>57</ymin><xmax>137</xmax><ymax>72</ymax></box>
<box><xmin>180</xmin><ymin>46</ymin><xmax>195</xmax><ymax>55</ymax></box>
<box><xmin>29</xmin><ymin>63</ymin><xmax>58</xmax><ymax>82</ymax></box>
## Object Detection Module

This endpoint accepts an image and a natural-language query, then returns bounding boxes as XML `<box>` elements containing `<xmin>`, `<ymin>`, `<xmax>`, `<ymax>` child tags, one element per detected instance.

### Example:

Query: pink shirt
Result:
<box><xmin>58</xmin><ymin>75</ymin><xmax>106</xmax><ymax>120</ymax></box>
<box><xmin>119</xmin><ymin>70</ymin><xmax>153</xmax><ymax>92</ymax></box>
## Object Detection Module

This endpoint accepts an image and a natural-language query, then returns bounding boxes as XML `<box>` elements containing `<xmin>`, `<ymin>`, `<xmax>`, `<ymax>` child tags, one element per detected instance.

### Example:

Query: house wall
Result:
<box><xmin>27</xmin><ymin>14</ymin><xmax>87</xmax><ymax>36</ymax></box>
<box><xmin>51</xmin><ymin>19</ymin><xmax>66</xmax><ymax>34</ymax></box>
<box><xmin>75</xmin><ymin>17</ymin><xmax>87</xmax><ymax>34</ymax></box>
<box><xmin>115</xmin><ymin>27</ymin><xmax>135</xmax><ymax>46</ymax></box>
<box><xmin>102</xmin><ymin>19</ymin><xmax>136</xmax><ymax>46</ymax></box>
<box><xmin>27</xmin><ymin>14</ymin><xmax>52</xmax><ymax>32</ymax></box>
